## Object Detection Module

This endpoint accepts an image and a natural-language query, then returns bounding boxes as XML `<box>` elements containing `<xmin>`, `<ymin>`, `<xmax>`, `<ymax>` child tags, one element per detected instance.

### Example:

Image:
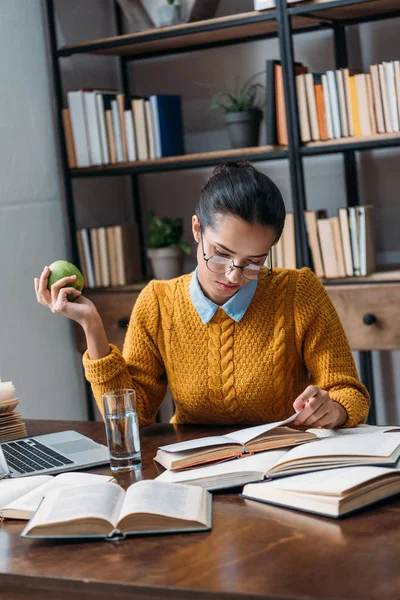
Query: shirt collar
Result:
<box><xmin>190</xmin><ymin>267</ymin><xmax>257</xmax><ymax>325</ymax></box>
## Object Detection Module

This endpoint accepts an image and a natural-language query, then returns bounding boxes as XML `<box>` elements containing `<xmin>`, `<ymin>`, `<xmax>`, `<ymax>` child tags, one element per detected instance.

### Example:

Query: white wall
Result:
<box><xmin>0</xmin><ymin>0</ymin><xmax>87</xmax><ymax>419</ymax></box>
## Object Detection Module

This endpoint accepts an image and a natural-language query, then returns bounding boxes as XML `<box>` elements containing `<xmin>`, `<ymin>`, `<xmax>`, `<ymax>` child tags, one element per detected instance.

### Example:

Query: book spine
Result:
<box><xmin>383</xmin><ymin>61</ymin><xmax>399</xmax><ymax>132</ymax></box>
<box><xmin>370</xmin><ymin>64</ymin><xmax>385</xmax><ymax>134</ymax></box>
<box><xmin>321</xmin><ymin>74</ymin><xmax>333</xmax><ymax>139</ymax></box>
<box><xmin>149</xmin><ymin>95</ymin><xmax>162</xmax><ymax>158</ymax></box>
<box><xmin>80</xmin><ymin>228</ymin><xmax>96</xmax><ymax>288</ymax></box>
<box><xmin>124</xmin><ymin>110</ymin><xmax>137</xmax><ymax>162</ymax></box>
<box><xmin>335</xmin><ymin>69</ymin><xmax>349</xmax><ymax>137</ymax></box>
<box><xmin>111</xmin><ymin>100</ymin><xmax>124</xmax><ymax>162</ymax></box>
<box><xmin>304</xmin><ymin>73</ymin><xmax>320</xmax><ymax>141</ymax></box>
<box><xmin>296</xmin><ymin>74</ymin><xmax>311</xmax><ymax>143</ymax></box>
<box><xmin>61</xmin><ymin>108</ymin><xmax>77</xmax><ymax>168</ymax></box>
<box><xmin>95</xmin><ymin>94</ymin><xmax>110</xmax><ymax>164</ymax></box>
<box><xmin>326</xmin><ymin>71</ymin><xmax>341</xmax><ymax>139</ymax></box>
<box><xmin>83</xmin><ymin>92</ymin><xmax>103</xmax><ymax>165</ymax></box>
<box><xmin>66</xmin><ymin>91</ymin><xmax>90</xmax><ymax>167</ymax></box>
<box><xmin>378</xmin><ymin>63</ymin><xmax>393</xmax><ymax>132</ymax></box>
<box><xmin>348</xmin><ymin>207</ymin><xmax>361</xmax><ymax>276</ymax></box>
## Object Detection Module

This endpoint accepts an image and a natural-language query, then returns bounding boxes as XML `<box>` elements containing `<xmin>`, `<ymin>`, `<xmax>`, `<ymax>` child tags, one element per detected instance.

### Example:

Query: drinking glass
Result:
<box><xmin>102</xmin><ymin>388</ymin><xmax>142</xmax><ymax>472</ymax></box>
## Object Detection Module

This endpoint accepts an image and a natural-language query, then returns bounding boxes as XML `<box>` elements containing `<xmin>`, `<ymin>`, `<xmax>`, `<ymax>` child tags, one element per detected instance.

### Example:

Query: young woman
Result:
<box><xmin>34</xmin><ymin>161</ymin><xmax>369</xmax><ymax>429</ymax></box>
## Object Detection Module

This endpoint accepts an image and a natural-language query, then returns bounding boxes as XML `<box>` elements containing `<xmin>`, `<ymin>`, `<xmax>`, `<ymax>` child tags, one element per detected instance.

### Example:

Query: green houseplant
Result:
<box><xmin>204</xmin><ymin>72</ymin><xmax>264</xmax><ymax>148</ymax></box>
<box><xmin>147</xmin><ymin>211</ymin><xmax>190</xmax><ymax>279</ymax></box>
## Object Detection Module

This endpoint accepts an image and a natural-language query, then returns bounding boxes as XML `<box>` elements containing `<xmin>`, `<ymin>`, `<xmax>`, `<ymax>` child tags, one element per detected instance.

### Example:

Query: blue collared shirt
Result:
<box><xmin>189</xmin><ymin>267</ymin><xmax>258</xmax><ymax>325</ymax></box>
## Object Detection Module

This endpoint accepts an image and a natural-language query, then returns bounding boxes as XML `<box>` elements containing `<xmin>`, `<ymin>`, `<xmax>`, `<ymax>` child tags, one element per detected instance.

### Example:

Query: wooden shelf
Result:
<box><xmin>323</xmin><ymin>266</ymin><xmax>400</xmax><ymax>286</ymax></box>
<box><xmin>58</xmin><ymin>11</ymin><xmax>323</xmax><ymax>59</ymax></box>
<box><xmin>289</xmin><ymin>0</ymin><xmax>400</xmax><ymax>22</ymax></box>
<box><xmin>70</xmin><ymin>145</ymin><xmax>288</xmax><ymax>178</ymax></box>
<box><xmin>301</xmin><ymin>132</ymin><xmax>400</xmax><ymax>155</ymax></box>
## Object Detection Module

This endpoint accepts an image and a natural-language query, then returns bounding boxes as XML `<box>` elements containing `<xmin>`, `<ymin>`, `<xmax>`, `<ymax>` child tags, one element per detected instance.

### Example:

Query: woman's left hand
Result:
<box><xmin>292</xmin><ymin>385</ymin><xmax>348</xmax><ymax>429</ymax></box>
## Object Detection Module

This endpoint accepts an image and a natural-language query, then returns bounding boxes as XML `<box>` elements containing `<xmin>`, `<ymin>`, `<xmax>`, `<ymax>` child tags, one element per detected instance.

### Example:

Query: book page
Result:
<box><xmin>266</xmin><ymin>465</ymin><xmax>396</xmax><ymax>495</ymax></box>
<box><xmin>24</xmin><ymin>483</ymin><xmax>124</xmax><ymax>531</ymax></box>
<box><xmin>159</xmin><ymin>435</ymin><xmax>241</xmax><ymax>453</ymax></box>
<box><xmin>309</xmin><ymin>424</ymin><xmax>400</xmax><ymax>439</ymax></box>
<box><xmin>226</xmin><ymin>412</ymin><xmax>300</xmax><ymax>445</ymax></box>
<box><xmin>156</xmin><ymin>449</ymin><xmax>288</xmax><ymax>485</ymax></box>
<box><xmin>0</xmin><ymin>475</ymin><xmax>52</xmax><ymax>509</ymax></box>
<box><xmin>118</xmin><ymin>480</ymin><xmax>207</xmax><ymax>525</ymax></box>
<box><xmin>6</xmin><ymin>472</ymin><xmax>114</xmax><ymax>515</ymax></box>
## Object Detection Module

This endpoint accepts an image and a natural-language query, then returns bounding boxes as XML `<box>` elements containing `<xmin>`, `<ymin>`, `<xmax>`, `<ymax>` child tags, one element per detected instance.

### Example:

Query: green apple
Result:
<box><xmin>47</xmin><ymin>260</ymin><xmax>85</xmax><ymax>302</ymax></box>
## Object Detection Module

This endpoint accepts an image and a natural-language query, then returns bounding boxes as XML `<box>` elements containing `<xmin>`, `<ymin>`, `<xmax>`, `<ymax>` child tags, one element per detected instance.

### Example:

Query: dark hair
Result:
<box><xmin>196</xmin><ymin>161</ymin><xmax>286</xmax><ymax>242</ymax></box>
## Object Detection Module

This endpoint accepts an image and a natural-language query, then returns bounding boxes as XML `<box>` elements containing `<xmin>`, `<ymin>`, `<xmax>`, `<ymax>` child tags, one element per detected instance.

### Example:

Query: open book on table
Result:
<box><xmin>266</xmin><ymin>432</ymin><xmax>400</xmax><ymax>478</ymax></box>
<box><xmin>0</xmin><ymin>472</ymin><xmax>115</xmax><ymax>520</ymax></box>
<box><xmin>154</xmin><ymin>412</ymin><xmax>317</xmax><ymax>471</ymax></box>
<box><xmin>21</xmin><ymin>480</ymin><xmax>212</xmax><ymax>540</ymax></box>
<box><xmin>241</xmin><ymin>465</ymin><xmax>400</xmax><ymax>518</ymax></box>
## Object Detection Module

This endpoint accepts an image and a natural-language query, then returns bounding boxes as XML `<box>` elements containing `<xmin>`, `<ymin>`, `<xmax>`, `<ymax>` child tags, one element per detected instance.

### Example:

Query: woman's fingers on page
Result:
<box><xmin>310</xmin><ymin>413</ymin><xmax>336</xmax><ymax>429</ymax></box>
<box><xmin>296</xmin><ymin>402</ymin><xmax>330</xmax><ymax>427</ymax></box>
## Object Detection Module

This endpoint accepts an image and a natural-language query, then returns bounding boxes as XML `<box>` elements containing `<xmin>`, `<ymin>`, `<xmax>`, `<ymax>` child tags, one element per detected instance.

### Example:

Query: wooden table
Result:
<box><xmin>1</xmin><ymin>420</ymin><xmax>400</xmax><ymax>600</ymax></box>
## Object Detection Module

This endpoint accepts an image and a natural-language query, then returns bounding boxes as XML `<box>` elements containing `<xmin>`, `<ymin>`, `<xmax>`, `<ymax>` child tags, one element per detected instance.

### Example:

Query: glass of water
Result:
<box><xmin>102</xmin><ymin>388</ymin><xmax>142</xmax><ymax>472</ymax></box>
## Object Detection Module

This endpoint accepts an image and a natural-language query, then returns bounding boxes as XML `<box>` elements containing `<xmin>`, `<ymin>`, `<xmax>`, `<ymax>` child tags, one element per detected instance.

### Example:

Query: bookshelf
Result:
<box><xmin>43</xmin><ymin>0</ymin><xmax>400</xmax><ymax>422</ymax></box>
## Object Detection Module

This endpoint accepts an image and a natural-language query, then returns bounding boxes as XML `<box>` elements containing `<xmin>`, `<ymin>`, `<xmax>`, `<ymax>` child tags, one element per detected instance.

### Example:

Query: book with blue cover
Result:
<box><xmin>149</xmin><ymin>94</ymin><xmax>185</xmax><ymax>157</ymax></box>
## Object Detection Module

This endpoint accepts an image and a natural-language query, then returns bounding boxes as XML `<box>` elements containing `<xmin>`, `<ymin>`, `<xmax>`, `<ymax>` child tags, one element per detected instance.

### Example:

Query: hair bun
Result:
<box><xmin>212</xmin><ymin>160</ymin><xmax>254</xmax><ymax>176</ymax></box>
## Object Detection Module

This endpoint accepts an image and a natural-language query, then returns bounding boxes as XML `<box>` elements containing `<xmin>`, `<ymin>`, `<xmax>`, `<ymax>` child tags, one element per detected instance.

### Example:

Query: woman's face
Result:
<box><xmin>192</xmin><ymin>214</ymin><xmax>277</xmax><ymax>306</ymax></box>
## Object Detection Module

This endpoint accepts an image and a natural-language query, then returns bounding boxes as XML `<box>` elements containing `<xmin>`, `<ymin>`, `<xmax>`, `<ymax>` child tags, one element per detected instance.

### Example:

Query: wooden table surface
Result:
<box><xmin>1</xmin><ymin>419</ymin><xmax>400</xmax><ymax>600</ymax></box>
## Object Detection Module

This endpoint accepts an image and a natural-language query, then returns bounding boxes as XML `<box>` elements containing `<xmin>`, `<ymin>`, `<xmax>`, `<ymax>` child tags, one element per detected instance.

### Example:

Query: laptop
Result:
<box><xmin>0</xmin><ymin>430</ymin><xmax>110</xmax><ymax>479</ymax></box>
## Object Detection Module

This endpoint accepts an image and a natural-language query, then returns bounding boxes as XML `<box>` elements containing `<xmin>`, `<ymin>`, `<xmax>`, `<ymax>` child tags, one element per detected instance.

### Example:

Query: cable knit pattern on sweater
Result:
<box><xmin>83</xmin><ymin>268</ymin><xmax>370</xmax><ymax>428</ymax></box>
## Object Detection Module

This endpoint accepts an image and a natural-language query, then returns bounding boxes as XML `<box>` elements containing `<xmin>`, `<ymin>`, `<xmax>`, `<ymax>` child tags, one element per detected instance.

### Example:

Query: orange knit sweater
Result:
<box><xmin>83</xmin><ymin>268</ymin><xmax>369</xmax><ymax>428</ymax></box>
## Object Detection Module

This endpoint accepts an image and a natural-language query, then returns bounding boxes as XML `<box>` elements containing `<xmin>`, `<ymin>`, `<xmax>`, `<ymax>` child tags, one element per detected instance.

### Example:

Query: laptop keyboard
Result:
<box><xmin>2</xmin><ymin>439</ymin><xmax>75</xmax><ymax>474</ymax></box>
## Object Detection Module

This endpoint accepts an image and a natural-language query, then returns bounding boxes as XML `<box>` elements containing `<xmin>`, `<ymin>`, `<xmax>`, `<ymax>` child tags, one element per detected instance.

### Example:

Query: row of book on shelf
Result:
<box><xmin>64</xmin><ymin>90</ymin><xmax>185</xmax><ymax>168</ymax></box>
<box><xmin>266</xmin><ymin>59</ymin><xmax>400</xmax><ymax>146</ymax></box>
<box><xmin>76</xmin><ymin>224</ymin><xmax>142</xmax><ymax>289</ymax></box>
<box><xmin>274</xmin><ymin>205</ymin><xmax>376</xmax><ymax>279</ymax></box>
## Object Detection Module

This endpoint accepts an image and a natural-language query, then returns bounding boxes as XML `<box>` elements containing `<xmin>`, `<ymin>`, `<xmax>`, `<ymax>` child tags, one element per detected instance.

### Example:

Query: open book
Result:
<box><xmin>241</xmin><ymin>465</ymin><xmax>400</xmax><ymax>518</ymax></box>
<box><xmin>0</xmin><ymin>472</ymin><xmax>115</xmax><ymax>519</ymax></box>
<box><xmin>266</xmin><ymin>432</ymin><xmax>400</xmax><ymax>478</ymax></box>
<box><xmin>156</xmin><ymin>450</ymin><xmax>288</xmax><ymax>490</ymax></box>
<box><xmin>22</xmin><ymin>480</ymin><xmax>212</xmax><ymax>540</ymax></box>
<box><xmin>155</xmin><ymin>413</ymin><xmax>316</xmax><ymax>471</ymax></box>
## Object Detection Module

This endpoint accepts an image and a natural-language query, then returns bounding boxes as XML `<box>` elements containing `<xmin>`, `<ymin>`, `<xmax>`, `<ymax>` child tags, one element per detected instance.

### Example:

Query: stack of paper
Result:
<box><xmin>0</xmin><ymin>379</ymin><xmax>27</xmax><ymax>442</ymax></box>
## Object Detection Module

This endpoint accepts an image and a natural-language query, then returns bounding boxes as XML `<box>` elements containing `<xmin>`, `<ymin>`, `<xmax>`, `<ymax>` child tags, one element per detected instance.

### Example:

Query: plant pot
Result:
<box><xmin>147</xmin><ymin>247</ymin><xmax>184</xmax><ymax>280</ymax></box>
<box><xmin>224</xmin><ymin>109</ymin><xmax>262</xmax><ymax>149</ymax></box>
<box><xmin>156</xmin><ymin>4</ymin><xmax>182</xmax><ymax>27</ymax></box>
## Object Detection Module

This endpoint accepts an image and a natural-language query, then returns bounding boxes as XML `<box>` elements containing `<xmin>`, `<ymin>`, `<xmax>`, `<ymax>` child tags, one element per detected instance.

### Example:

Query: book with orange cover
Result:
<box><xmin>275</xmin><ymin>63</ymin><xmax>308</xmax><ymax>145</ymax></box>
<box><xmin>314</xmin><ymin>81</ymin><xmax>328</xmax><ymax>141</ymax></box>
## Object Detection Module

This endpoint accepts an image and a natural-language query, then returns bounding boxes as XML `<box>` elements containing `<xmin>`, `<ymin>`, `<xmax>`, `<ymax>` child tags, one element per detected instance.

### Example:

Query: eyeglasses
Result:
<box><xmin>200</xmin><ymin>231</ymin><xmax>272</xmax><ymax>280</ymax></box>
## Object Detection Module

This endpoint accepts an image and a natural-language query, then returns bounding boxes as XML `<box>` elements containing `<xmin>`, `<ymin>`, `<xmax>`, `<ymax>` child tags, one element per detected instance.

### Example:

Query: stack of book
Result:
<box><xmin>76</xmin><ymin>223</ymin><xmax>142</xmax><ymax>288</ymax></box>
<box><xmin>271</xmin><ymin>212</ymin><xmax>296</xmax><ymax>269</ymax></box>
<box><xmin>305</xmin><ymin>205</ymin><xmax>376</xmax><ymax>279</ymax></box>
<box><xmin>296</xmin><ymin>61</ymin><xmax>400</xmax><ymax>143</ymax></box>
<box><xmin>64</xmin><ymin>91</ymin><xmax>185</xmax><ymax>168</ymax></box>
<box><xmin>0</xmin><ymin>379</ymin><xmax>27</xmax><ymax>443</ymax></box>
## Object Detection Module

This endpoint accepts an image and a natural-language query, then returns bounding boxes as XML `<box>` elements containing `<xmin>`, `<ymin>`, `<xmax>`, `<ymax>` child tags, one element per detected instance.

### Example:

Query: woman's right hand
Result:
<box><xmin>34</xmin><ymin>266</ymin><xmax>99</xmax><ymax>328</ymax></box>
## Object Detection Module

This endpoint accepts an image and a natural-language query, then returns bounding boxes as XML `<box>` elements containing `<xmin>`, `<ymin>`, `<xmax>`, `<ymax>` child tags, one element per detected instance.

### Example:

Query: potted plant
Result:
<box><xmin>157</xmin><ymin>0</ymin><xmax>182</xmax><ymax>27</ymax></box>
<box><xmin>147</xmin><ymin>211</ymin><xmax>191</xmax><ymax>279</ymax></box>
<box><xmin>206</xmin><ymin>73</ymin><xmax>265</xmax><ymax>149</ymax></box>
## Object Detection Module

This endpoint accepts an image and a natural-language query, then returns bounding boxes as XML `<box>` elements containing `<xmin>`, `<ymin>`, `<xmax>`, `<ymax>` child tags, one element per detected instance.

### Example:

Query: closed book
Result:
<box><xmin>330</xmin><ymin>216</ymin><xmax>346</xmax><ymax>278</ymax></box>
<box><xmin>378</xmin><ymin>63</ymin><xmax>392</xmax><ymax>133</ymax></box>
<box><xmin>317</xmin><ymin>218</ymin><xmax>340</xmax><ymax>279</ymax></box>
<box><xmin>296</xmin><ymin>73</ymin><xmax>311</xmax><ymax>143</ymax></box>
<box><xmin>106</xmin><ymin>227</ymin><xmax>119</xmax><ymax>287</ymax></box>
<box><xmin>116</xmin><ymin>93</ymin><xmax>128</xmax><ymax>161</ymax></box>
<box><xmin>66</xmin><ymin>90</ymin><xmax>90</xmax><ymax>167</ymax></box>
<box><xmin>281</xmin><ymin>212</ymin><xmax>296</xmax><ymax>269</ymax></box>
<box><xmin>338</xmin><ymin>208</ymin><xmax>354</xmax><ymax>277</ymax></box>
<box><xmin>75</xmin><ymin>230</ymin><xmax>89</xmax><ymax>285</ymax></box>
<box><xmin>113</xmin><ymin>223</ymin><xmax>142</xmax><ymax>286</ymax></box>
<box><xmin>370</xmin><ymin>64</ymin><xmax>385</xmax><ymax>134</ymax></box>
<box><xmin>326</xmin><ymin>70</ymin><xmax>341</xmax><ymax>139</ymax></box>
<box><xmin>124</xmin><ymin>110</ymin><xmax>137</xmax><ymax>162</ymax></box>
<box><xmin>242</xmin><ymin>465</ymin><xmax>400</xmax><ymax>519</ymax></box>
<box><xmin>22</xmin><ymin>480</ymin><xmax>212</xmax><ymax>540</ymax></box>
<box><xmin>155</xmin><ymin>414</ymin><xmax>316</xmax><ymax>471</ymax></box>
<box><xmin>349</xmin><ymin>76</ymin><xmax>362</xmax><ymax>137</ymax></box>
<box><xmin>83</xmin><ymin>91</ymin><xmax>103</xmax><ymax>165</ymax></box>
<box><xmin>79</xmin><ymin>228</ymin><xmax>96</xmax><ymax>288</ymax></box>
<box><xmin>393</xmin><ymin>61</ymin><xmax>400</xmax><ymax>130</ymax></box>
<box><xmin>132</xmin><ymin>98</ymin><xmax>149</xmax><ymax>160</ymax></box>
<box><xmin>148</xmin><ymin>95</ymin><xmax>185</xmax><ymax>157</ymax></box>
<box><xmin>144</xmin><ymin>99</ymin><xmax>156</xmax><ymax>159</ymax></box>
<box><xmin>314</xmin><ymin>80</ymin><xmax>328</xmax><ymax>141</ymax></box>
<box><xmin>365</xmin><ymin>73</ymin><xmax>377</xmax><ymax>134</ymax></box>
<box><xmin>383</xmin><ymin>61</ymin><xmax>399</xmax><ymax>132</ymax></box>
<box><xmin>105</xmin><ymin>109</ymin><xmax>117</xmax><ymax>164</ymax></box>
<box><xmin>335</xmin><ymin>69</ymin><xmax>349</xmax><ymax>138</ymax></box>
<box><xmin>357</xmin><ymin>205</ymin><xmax>376</xmax><ymax>276</ymax></box>
<box><xmin>342</xmin><ymin>68</ymin><xmax>355</xmax><ymax>137</ymax></box>
<box><xmin>97</xmin><ymin>227</ymin><xmax>111</xmax><ymax>287</ymax></box>
<box><xmin>61</xmin><ymin>108</ymin><xmax>76</xmax><ymax>168</ymax></box>
<box><xmin>304</xmin><ymin>73</ymin><xmax>320</xmax><ymax>141</ymax></box>
<box><xmin>111</xmin><ymin>99</ymin><xmax>124</xmax><ymax>162</ymax></box>
<box><xmin>354</xmin><ymin>74</ymin><xmax>372</xmax><ymax>136</ymax></box>
<box><xmin>321</xmin><ymin>74</ymin><xmax>333</xmax><ymax>139</ymax></box>
<box><xmin>89</xmin><ymin>228</ymin><xmax>102</xmax><ymax>287</ymax></box>
<box><xmin>95</xmin><ymin>94</ymin><xmax>110</xmax><ymax>164</ymax></box>
<box><xmin>348</xmin><ymin>206</ymin><xmax>361</xmax><ymax>276</ymax></box>
<box><xmin>304</xmin><ymin>210</ymin><xmax>327</xmax><ymax>278</ymax></box>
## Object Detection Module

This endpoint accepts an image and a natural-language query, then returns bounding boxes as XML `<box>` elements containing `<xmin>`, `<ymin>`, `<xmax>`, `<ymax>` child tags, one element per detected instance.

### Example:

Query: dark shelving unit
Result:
<box><xmin>43</xmin><ymin>0</ymin><xmax>400</xmax><ymax>423</ymax></box>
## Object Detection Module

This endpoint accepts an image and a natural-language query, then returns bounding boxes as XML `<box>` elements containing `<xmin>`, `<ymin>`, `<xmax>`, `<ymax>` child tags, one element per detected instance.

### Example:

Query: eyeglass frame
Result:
<box><xmin>199</xmin><ymin>228</ymin><xmax>273</xmax><ymax>280</ymax></box>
